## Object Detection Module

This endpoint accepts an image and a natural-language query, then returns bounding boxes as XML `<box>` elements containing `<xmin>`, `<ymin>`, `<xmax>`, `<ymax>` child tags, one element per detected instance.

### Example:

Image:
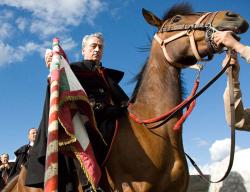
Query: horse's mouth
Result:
<box><xmin>216</xmin><ymin>27</ymin><xmax>241</xmax><ymax>34</ymax></box>
<box><xmin>216</xmin><ymin>21</ymin><xmax>249</xmax><ymax>34</ymax></box>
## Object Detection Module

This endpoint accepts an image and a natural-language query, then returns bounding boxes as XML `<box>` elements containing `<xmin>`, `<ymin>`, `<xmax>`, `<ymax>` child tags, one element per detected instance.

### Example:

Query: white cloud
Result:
<box><xmin>209</xmin><ymin>148</ymin><xmax>250</xmax><ymax>191</ymax></box>
<box><xmin>0</xmin><ymin>37</ymin><xmax>77</xmax><ymax>66</ymax></box>
<box><xmin>0</xmin><ymin>23</ymin><xmax>13</xmax><ymax>40</ymax></box>
<box><xmin>29</xmin><ymin>20</ymin><xmax>66</xmax><ymax>38</ymax></box>
<box><xmin>189</xmin><ymin>163</ymin><xmax>210</xmax><ymax>175</ymax></box>
<box><xmin>61</xmin><ymin>37</ymin><xmax>77</xmax><ymax>51</ymax></box>
<box><xmin>189</xmin><ymin>140</ymin><xmax>250</xmax><ymax>191</ymax></box>
<box><xmin>0</xmin><ymin>1</ymin><xmax>121</xmax><ymax>66</ymax></box>
<box><xmin>0</xmin><ymin>11</ymin><xmax>14</xmax><ymax>40</ymax></box>
<box><xmin>209</xmin><ymin>138</ymin><xmax>240</xmax><ymax>162</ymax></box>
<box><xmin>16</xmin><ymin>17</ymin><xmax>27</xmax><ymax>31</ymax></box>
<box><xmin>0</xmin><ymin>42</ymin><xmax>24</xmax><ymax>66</ymax></box>
<box><xmin>19</xmin><ymin>42</ymin><xmax>40</xmax><ymax>53</ymax></box>
<box><xmin>193</xmin><ymin>137</ymin><xmax>209</xmax><ymax>148</ymax></box>
<box><xmin>0</xmin><ymin>9</ymin><xmax>14</xmax><ymax>20</ymax></box>
<box><xmin>0</xmin><ymin>0</ymin><xmax>107</xmax><ymax>37</ymax></box>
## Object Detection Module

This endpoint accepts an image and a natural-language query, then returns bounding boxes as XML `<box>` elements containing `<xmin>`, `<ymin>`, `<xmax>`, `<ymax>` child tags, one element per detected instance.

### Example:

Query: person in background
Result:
<box><xmin>214</xmin><ymin>31</ymin><xmax>250</xmax><ymax>131</ymax></box>
<box><xmin>8</xmin><ymin>128</ymin><xmax>37</xmax><ymax>180</ymax></box>
<box><xmin>0</xmin><ymin>153</ymin><xmax>12</xmax><ymax>186</ymax></box>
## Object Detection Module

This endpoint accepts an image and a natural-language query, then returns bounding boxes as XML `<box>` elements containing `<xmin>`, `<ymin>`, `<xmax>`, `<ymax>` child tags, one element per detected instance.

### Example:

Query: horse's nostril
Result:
<box><xmin>226</xmin><ymin>11</ymin><xmax>238</xmax><ymax>17</ymax></box>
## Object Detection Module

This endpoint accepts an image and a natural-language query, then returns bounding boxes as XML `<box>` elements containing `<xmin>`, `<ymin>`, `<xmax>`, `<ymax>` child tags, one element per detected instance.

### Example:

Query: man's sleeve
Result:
<box><xmin>240</xmin><ymin>46</ymin><xmax>250</xmax><ymax>63</ymax></box>
<box><xmin>224</xmin><ymin>82</ymin><xmax>250</xmax><ymax>131</ymax></box>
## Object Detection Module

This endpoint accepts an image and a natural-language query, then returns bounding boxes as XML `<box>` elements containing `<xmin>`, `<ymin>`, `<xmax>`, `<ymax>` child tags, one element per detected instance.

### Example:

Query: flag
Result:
<box><xmin>57</xmin><ymin>53</ymin><xmax>101</xmax><ymax>189</ymax></box>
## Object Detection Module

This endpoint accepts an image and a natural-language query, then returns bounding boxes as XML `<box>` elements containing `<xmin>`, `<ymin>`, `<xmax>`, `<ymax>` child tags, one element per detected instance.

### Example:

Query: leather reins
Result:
<box><xmin>186</xmin><ymin>52</ymin><xmax>236</xmax><ymax>183</ymax></box>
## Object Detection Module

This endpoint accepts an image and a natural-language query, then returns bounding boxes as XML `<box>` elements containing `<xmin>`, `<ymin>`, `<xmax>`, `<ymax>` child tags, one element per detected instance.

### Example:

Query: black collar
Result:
<box><xmin>81</xmin><ymin>60</ymin><xmax>103</xmax><ymax>71</ymax></box>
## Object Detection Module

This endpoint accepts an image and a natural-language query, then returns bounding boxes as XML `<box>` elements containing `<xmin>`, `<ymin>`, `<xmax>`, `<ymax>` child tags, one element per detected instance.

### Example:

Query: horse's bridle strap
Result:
<box><xmin>161</xmin><ymin>23</ymin><xmax>208</xmax><ymax>32</ymax></box>
<box><xmin>154</xmin><ymin>31</ymin><xmax>187</xmax><ymax>63</ymax></box>
<box><xmin>154</xmin><ymin>12</ymin><xmax>219</xmax><ymax>64</ymax></box>
<box><xmin>160</xmin><ymin>12</ymin><xmax>211</xmax><ymax>33</ymax></box>
<box><xmin>188</xmin><ymin>30</ymin><xmax>202</xmax><ymax>61</ymax></box>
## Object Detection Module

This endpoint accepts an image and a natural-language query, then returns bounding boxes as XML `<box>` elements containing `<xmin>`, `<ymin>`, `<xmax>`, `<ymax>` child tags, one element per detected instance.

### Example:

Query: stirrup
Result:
<box><xmin>85</xmin><ymin>186</ymin><xmax>105</xmax><ymax>192</ymax></box>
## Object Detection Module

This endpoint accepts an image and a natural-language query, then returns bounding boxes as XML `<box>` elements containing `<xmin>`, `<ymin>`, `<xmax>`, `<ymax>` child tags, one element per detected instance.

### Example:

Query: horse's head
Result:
<box><xmin>143</xmin><ymin>3</ymin><xmax>249</xmax><ymax>67</ymax></box>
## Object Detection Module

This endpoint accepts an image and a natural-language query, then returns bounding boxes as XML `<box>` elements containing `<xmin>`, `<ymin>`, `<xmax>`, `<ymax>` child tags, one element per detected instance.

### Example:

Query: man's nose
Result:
<box><xmin>94</xmin><ymin>45</ymin><xmax>101</xmax><ymax>51</ymax></box>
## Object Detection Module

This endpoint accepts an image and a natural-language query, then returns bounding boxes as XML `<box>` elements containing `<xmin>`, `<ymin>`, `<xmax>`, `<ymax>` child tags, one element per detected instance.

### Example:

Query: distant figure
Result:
<box><xmin>209</xmin><ymin>148</ymin><xmax>250</xmax><ymax>192</ymax></box>
<box><xmin>0</xmin><ymin>153</ymin><xmax>12</xmax><ymax>187</ymax></box>
<box><xmin>219</xmin><ymin>172</ymin><xmax>247</xmax><ymax>192</ymax></box>
<box><xmin>8</xmin><ymin>128</ymin><xmax>37</xmax><ymax>180</ymax></box>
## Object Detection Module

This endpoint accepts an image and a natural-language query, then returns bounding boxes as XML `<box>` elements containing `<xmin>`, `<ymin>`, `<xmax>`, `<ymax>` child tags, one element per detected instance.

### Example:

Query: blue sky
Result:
<box><xmin>1</xmin><ymin>0</ymin><xmax>250</xmax><ymax>175</ymax></box>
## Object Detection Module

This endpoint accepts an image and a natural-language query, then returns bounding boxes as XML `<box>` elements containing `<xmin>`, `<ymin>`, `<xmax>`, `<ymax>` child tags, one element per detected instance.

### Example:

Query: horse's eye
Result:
<box><xmin>172</xmin><ymin>15</ymin><xmax>182</xmax><ymax>23</ymax></box>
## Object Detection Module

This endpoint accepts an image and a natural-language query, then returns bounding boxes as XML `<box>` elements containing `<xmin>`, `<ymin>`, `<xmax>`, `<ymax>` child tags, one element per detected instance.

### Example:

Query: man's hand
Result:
<box><xmin>45</xmin><ymin>49</ymin><xmax>53</xmax><ymax>68</ymax></box>
<box><xmin>223</xmin><ymin>51</ymin><xmax>240</xmax><ymax>81</ymax></box>
<box><xmin>0</xmin><ymin>164</ymin><xmax>5</xmax><ymax>170</ymax></box>
<box><xmin>214</xmin><ymin>31</ymin><xmax>245</xmax><ymax>53</ymax></box>
<box><xmin>213</xmin><ymin>31</ymin><xmax>237</xmax><ymax>49</ymax></box>
<box><xmin>0</xmin><ymin>163</ymin><xmax>10</xmax><ymax>170</ymax></box>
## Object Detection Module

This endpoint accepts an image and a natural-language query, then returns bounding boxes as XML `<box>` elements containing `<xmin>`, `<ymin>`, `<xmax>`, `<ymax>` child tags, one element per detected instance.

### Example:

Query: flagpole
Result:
<box><xmin>44</xmin><ymin>38</ymin><xmax>60</xmax><ymax>192</ymax></box>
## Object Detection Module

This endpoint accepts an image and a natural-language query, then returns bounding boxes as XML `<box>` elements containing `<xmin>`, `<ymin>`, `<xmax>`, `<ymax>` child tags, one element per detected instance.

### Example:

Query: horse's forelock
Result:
<box><xmin>162</xmin><ymin>2</ymin><xmax>193</xmax><ymax>21</ymax></box>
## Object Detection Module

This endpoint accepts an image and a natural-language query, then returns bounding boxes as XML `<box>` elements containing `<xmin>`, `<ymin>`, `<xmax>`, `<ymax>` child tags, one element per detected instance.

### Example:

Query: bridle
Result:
<box><xmin>154</xmin><ymin>12</ymin><xmax>220</xmax><ymax>64</ymax></box>
<box><xmin>128</xmin><ymin>12</ymin><xmax>224</xmax><ymax>129</ymax></box>
<box><xmin>128</xmin><ymin>11</ymin><xmax>237</xmax><ymax>183</ymax></box>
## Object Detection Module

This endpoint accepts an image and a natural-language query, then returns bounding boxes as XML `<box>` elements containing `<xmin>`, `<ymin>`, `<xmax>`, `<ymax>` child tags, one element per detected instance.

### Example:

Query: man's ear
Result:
<box><xmin>82</xmin><ymin>48</ymin><xmax>85</xmax><ymax>57</ymax></box>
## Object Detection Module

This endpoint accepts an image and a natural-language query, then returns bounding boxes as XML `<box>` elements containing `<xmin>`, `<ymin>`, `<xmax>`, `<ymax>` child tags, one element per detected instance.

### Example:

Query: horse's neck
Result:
<box><xmin>134</xmin><ymin>56</ymin><xmax>182</xmax><ymax>118</ymax></box>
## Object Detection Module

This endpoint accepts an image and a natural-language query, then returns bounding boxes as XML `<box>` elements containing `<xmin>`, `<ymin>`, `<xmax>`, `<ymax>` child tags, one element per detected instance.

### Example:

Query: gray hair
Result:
<box><xmin>82</xmin><ymin>32</ymin><xmax>104</xmax><ymax>49</ymax></box>
<box><xmin>1</xmin><ymin>153</ymin><xmax>9</xmax><ymax>159</ymax></box>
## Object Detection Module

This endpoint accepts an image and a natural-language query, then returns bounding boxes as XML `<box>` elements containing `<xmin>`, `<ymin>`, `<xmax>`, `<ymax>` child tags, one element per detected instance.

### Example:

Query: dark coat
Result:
<box><xmin>25</xmin><ymin>60</ymin><xmax>128</xmax><ymax>189</ymax></box>
<box><xmin>0</xmin><ymin>163</ymin><xmax>13</xmax><ymax>190</ymax></box>
<box><xmin>8</xmin><ymin>144</ymin><xmax>31</xmax><ymax>181</ymax></box>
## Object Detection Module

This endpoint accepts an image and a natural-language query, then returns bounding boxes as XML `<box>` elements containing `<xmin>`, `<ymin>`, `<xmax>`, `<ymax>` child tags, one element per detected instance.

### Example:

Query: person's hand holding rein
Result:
<box><xmin>213</xmin><ymin>31</ymin><xmax>246</xmax><ymax>54</ymax></box>
<box><xmin>222</xmin><ymin>50</ymin><xmax>240</xmax><ymax>82</ymax></box>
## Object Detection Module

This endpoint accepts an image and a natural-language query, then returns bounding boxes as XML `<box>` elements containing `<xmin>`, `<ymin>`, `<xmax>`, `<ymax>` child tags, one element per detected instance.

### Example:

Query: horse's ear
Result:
<box><xmin>142</xmin><ymin>8</ymin><xmax>162</xmax><ymax>28</ymax></box>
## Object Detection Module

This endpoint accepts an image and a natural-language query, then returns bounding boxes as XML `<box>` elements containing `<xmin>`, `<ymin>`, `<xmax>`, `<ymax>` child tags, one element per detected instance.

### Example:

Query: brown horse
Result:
<box><xmin>3</xmin><ymin>3</ymin><xmax>249</xmax><ymax>192</ymax></box>
<box><xmin>104</xmin><ymin>4</ymin><xmax>248</xmax><ymax>192</ymax></box>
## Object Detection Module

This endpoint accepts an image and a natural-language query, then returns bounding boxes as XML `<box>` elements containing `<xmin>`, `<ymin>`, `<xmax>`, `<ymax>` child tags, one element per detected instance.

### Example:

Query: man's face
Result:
<box><xmin>82</xmin><ymin>36</ymin><xmax>103</xmax><ymax>62</ymax></box>
<box><xmin>1</xmin><ymin>154</ymin><xmax>9</xmax><ymax>164</ymax></box>
<box><xmin>28</xmin><ymin>128</ymin><xmax>37</xmax><ymax>143</ymax></box>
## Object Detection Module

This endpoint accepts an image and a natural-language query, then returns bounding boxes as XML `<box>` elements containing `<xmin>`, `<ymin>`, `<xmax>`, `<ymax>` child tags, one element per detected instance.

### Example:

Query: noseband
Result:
<box><xmin>154</xmin><ymin>12</ymin><xmax>220</xmax><ymax>64</ymax></box>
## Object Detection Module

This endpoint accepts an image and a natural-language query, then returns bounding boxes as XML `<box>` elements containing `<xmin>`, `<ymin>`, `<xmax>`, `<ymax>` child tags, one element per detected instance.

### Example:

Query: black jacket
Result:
<box><xmin>8</xmin><ymin>144</ymin><xmax>31</xmax><ymax>181</ymax></box>
<box><xmin>25</xmin><ymin>60</ymin><xmax>128</xmax><ymax>189</ymax></box>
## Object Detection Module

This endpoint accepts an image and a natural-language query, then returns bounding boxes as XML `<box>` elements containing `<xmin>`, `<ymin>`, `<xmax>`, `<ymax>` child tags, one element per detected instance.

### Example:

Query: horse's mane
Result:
<box><xmin>130</xmin><ymin>3</ymin><xmax>192</xmax><ymax>102</ymax></box>
<box><xmin>162</xmin><ymin>2</ymin><xmax>194</xmax><ymax>21</ymax></box>
<box><xmin>130</xmin><ymin>60</ymin><xmax>147</xmax><ymax>102</ymax></box>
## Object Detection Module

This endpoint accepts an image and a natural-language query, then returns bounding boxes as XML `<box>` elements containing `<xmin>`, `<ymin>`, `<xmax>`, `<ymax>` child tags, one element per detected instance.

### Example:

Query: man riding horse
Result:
<box><xmin>3</xmin><ymin>3</ymin><xmax>249</xmax><ymax>192</ymax></box>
